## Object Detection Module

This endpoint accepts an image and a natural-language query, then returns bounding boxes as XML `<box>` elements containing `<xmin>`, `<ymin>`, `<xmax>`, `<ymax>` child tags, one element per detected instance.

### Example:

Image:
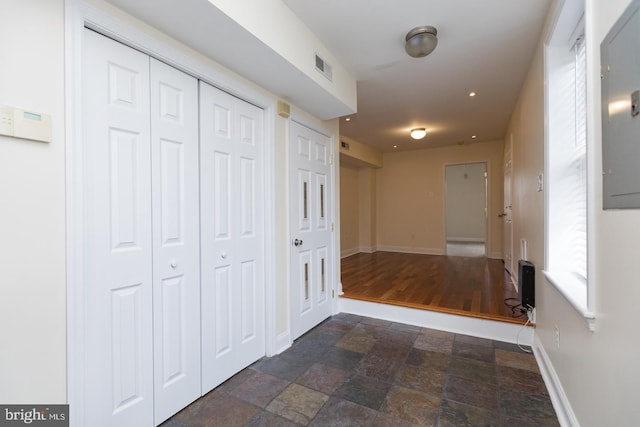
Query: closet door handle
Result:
<box><xmin>170</xmin><ymin>259</ymin><xmax>178</xmax><ymax>269</ymax></box>
<box><xmin>221</xmin><ymin>251</ymin><xmax>228</xmax><ymax>259</ymax></box>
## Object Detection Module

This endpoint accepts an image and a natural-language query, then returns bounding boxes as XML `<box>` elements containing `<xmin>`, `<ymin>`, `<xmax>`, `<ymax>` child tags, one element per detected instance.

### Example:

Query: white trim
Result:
<box><xmin>344</xmin><ymin>247</ymin><xmax>502</xmax><ymax>259</ymax></box>
<box><xmin>533</xmin><ymin>333</ymin><xmax>580</xmax><ymax>427</ymax></box>
<box><xmin>340</xmin><ymin>247</ymin><xmax>360</xmax><ymax>258</ymax></box>
<box><xmin>66</xmin><ymin>1</ymin><xmax>278</xmax><ymax>423</ymax></box>
<box><xmin>446</xmin><ymin>237</ymin><xmax>486</xmax><ymax>243</ymax></box>
<box><xmin>375</xmin><ymin>245</ymin><xmax>445</xmax><ymax>255</ymax></box>
<box><xmin>339</xmin><ymin>298</ymin><xmax>534</xmax><ymax>345</ymax></box>
<box><xmin>275</xmin><ymin>330</ymin><xmax>292</xmax><ymax>355</ymax></box>
<box><xmin>64</xmin><ymin>4</ymin><xmax>86</xmax><ymax>423</ymax></box>
<box><xmin>543</xmin><ymin>271</ymin><xmax>596</xmax><ymax>331</ymax></box>
<box><xmin>263</xmin><ymin>106</ymin><xmax>277</xmax><ymax>357</ymax></box>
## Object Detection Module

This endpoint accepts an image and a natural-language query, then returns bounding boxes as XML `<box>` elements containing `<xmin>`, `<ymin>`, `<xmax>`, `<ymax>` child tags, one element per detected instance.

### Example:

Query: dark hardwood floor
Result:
<box><xmin>341</xmin><ymin>251</ymin><xmax>526</xmax><ymax>324</ymax></box>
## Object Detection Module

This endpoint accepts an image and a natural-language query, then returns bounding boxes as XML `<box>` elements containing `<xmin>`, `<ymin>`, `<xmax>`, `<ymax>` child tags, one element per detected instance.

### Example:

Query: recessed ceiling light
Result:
<box><xmin>345</xmin><ymin>117</ymin><xmax>351</xmax><ymax>121</ymax></box>
<box><xmin>393</xmin><ymin>145</ymin><xmax>398</xmax><ymax>148</ymax></box>
<box><xmin>471</xmin><ymin>135</ymin><xmax>477</xmax><ymax>139</ymax></box>
<box><xmin>469</xmin><ymin>92</ymin><xmax>476</xmax><ymax>97</ymax></box>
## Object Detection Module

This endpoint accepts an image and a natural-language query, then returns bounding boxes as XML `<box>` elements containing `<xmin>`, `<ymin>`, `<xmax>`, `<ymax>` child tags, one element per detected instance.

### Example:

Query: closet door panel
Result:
<box><xmin>150</xmin><ymin>58</ymin><xmax>201</xmax><ymax>424</ymax></box>
<box><xmin>200</xmin><ymin>81</ymin><xmax>266</xmax><ymax>393</ymax></box>
<box><xmin>83</xmin><ymin>29</ymin><xmax>154</xmax><ymax>427</ymax></box>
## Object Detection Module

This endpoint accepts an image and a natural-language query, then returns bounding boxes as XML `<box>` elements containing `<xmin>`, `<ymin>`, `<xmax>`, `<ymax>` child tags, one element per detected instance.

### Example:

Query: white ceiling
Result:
<box><xmin>105</xmin><ymin>0</ymin><xmax>551</xmax><ymax>154</ymax></box>
<box><xmin>283</xmin><ymin>0</ymin><xmax>551</xmax><ymax>152</ymax></box>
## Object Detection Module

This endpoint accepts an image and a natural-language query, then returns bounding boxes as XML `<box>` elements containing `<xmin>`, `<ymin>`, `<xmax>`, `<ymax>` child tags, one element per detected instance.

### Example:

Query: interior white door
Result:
<box><xmin>289</xmin><ymin>121</ymin><xmax>333</xmax><ymax>340</ymax></box>
<box><xmin>199</xmin><ymin>81</ymin><xmax>266</xmax><ymax>393</ymax></box>
<box><xmin>150</xmin><ymin>58</ymin><xmax>201</xmax><ymax>424</ymax></box>
<box><xmin>83</xmin><ymin>29</ymin><xmax>154</xmax><ymax>426</ymax></box>
<box><xmin>503</xmin><ymin>137</ymin><xmax>514</xmax><ymax>276</ymax></box>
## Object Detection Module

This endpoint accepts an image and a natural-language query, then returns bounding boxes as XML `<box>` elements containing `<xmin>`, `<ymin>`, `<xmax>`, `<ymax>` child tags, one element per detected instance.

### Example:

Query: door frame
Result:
<box><xmin>287</xmin><ymin>113</ymin><xmax>340</xmax><ymax>344</ymax></box>
<box><xmin>65</xmin><ymin>2</ymin><xmax>277</xmax><ymax>424</ymax></box>
<box><xmin>443</xmin><ymin>161</ymin><xmax>492</xmax><ymax>256</ymax></box>
<box><xmin>504</xmin><ymin>135</ymin><xmax>515</xmax><ymax>279</ymax></box>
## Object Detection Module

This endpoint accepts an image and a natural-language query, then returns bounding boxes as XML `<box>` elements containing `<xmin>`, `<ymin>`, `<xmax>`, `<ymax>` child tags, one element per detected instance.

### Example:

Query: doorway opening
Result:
<box><xmin>445</xmin><ymin>162</ymin><xmax>488</xmax><ymax>257</ymax></box>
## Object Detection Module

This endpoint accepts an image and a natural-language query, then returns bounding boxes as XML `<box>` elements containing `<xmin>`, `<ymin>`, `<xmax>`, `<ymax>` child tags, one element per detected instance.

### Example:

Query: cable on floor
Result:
<box><xmin>504</xmin><ymin>297</ymin><xmax>534</xmax><ymax>353</ymax></box>
<box><xmin>503</xmin><ymin>297</ymin><xmax>527</xmax><ymax>318</ymax></box>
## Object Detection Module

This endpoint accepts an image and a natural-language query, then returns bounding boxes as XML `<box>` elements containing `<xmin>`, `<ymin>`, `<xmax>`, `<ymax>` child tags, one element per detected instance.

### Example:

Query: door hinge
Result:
<box><xmin>331</xmin><ymin>223</ymin><xmax>334</xmax><ymax>232</ymax></box>
<box><xmin>332</xmin><ymin>289</ymin><xmax>335</xmax><ymax>298</ymax></box>
<box><xmin>329</xmin><ymin>154</ymin><xmax>333</xmax><ymax>165</ymax></box>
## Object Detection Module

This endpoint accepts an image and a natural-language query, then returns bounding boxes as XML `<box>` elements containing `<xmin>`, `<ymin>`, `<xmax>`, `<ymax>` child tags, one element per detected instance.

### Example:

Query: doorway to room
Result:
<box><xmin>445</xmin><ymin>162</ymin><xmax>488</xmax><ymax>257</ymax></box>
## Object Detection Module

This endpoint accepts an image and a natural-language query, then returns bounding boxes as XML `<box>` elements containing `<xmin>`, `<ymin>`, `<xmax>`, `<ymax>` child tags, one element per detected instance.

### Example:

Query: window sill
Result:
<box><xmin>543</xmin><ymin>270</ymin><xmax>596</xmax><ymax>331</ymax></box>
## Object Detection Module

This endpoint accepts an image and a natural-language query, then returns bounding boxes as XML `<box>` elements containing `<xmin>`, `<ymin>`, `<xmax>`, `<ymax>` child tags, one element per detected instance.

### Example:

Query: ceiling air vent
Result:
<box><xmin>315</xmin><ymin>54</ymin><xmax>333</xmax><ymax>81</ymax></box>
<box><xmin>341</xmin><ymin>141</ymin><xmax>350</xmax><ymax>150</ymax></box>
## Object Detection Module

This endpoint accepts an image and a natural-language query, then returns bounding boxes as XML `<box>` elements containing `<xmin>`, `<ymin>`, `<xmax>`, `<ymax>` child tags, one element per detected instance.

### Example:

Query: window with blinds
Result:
<box><xmin>544</xmin><ymin>18</ymin><xmax>589</xmax><ymax>314</ymax></box>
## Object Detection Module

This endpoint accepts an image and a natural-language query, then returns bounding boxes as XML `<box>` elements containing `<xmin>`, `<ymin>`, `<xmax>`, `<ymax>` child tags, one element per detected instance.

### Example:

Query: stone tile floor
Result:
<box><xmin>161</xmin><ymin>313</ymin><xmax>559</xmax><ymax>426</ymax></box>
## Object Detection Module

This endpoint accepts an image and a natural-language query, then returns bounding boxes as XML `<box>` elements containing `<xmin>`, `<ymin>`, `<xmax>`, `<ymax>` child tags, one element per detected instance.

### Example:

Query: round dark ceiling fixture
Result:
<box><xmin>405</xmin><ymin>26</ymin><xmax>438</xmax><ymax>58</ymax></box>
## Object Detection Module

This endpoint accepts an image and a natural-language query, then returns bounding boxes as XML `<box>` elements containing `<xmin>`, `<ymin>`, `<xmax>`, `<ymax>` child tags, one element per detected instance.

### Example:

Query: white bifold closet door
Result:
<box><xmin>83</xmin><ymin>29</ymin><xmax>200</xmax><ymax>426</ymax></box>
<box><xmin>149</xmin><ymin>57</ymin><xmax>200</xmax><ymax>423</ymax></box>
<box><xmin>199</xmin><ymin>81</ymin><xmax>266</xmax><ymax>393</ymax></box>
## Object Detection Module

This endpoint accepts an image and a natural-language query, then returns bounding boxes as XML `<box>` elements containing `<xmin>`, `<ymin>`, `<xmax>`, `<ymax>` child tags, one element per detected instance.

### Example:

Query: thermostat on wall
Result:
<box><xmin>0</xmin><ymin>105</ymin><xmax>52</xmax><ymax>143</ymax></box>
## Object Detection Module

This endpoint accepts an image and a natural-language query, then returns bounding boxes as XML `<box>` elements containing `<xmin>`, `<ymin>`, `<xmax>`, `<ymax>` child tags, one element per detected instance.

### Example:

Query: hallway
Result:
<box><xmin>160</xmin><ymin>313</ymin><xmax>558</xmax><ymax>426</ymax></box>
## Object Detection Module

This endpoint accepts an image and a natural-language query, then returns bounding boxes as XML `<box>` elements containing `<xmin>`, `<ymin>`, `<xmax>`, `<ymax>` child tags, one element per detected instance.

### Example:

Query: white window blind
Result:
<box><xmin>571</xmin><ymin>35</ymin><xmax>587</xmax><ymax>279</ymax></box>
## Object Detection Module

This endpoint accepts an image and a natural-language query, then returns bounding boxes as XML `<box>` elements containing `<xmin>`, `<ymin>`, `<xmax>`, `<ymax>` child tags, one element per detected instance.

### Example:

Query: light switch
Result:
<box><xmin>0</xmin><ymin>105</ymin><xmax>51</xmax><ymax>143</ymax></box>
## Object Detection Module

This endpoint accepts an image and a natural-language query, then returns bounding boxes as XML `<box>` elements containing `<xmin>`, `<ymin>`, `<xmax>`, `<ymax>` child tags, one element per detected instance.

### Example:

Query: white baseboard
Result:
<box><xmin>532</xmin><ymin>333</ymin><xmax>579</xmax><ymax>427</ymax></box>
<box><xmin>342</xmin><ymin>247</ymin><xmax>502</xmax><ymax>258</ymax></box>
<box><xmin>375</xmin><ymin>245</ymin><xmax>445</xmax><ymax>255</ymax></box>
<box><xmin>340</xmin><ymin>247</ymin><xmax>360</xmax><ymax>258</ymax></box>
<box><xmin>339</xmin><ymin>298</ymin><xmax>533</xmax><ymax>345</ymax></box>
<box><xmin>275</xmin><ymin>330</ymin><xmax>291</xmax><ymax>355</ymax></box>
<box><xmin>447</xmin><ymin>237</ymin><xmax>486</xmax><ymax>243</ymax></box>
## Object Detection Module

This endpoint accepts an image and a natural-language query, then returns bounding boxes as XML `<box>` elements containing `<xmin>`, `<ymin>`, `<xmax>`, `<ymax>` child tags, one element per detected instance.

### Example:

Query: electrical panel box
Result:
<box><xmin>601</xmin><ymin>0</ymin><xmax>640</xmax><ymax>209</ymax></box>
<box><xmin>0</xmin><ymin>105</ymin><xmax>52</xmax><ymax>143</ymax></box>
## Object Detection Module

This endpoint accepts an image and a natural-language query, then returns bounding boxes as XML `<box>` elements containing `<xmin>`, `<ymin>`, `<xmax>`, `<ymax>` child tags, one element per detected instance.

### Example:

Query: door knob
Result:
<box><xmin>293</xmin><ymin>239</ymin><xmax>303</xmax><ymax>247</ymax></box>
<box><xmin>221</xmin><ymin>251</ymin><xmax>227</xmax><ymax>259</ymax></box>
<box><xmin>498</xmin><ymin>213</ymin><xmax>507</xmax><ymax>218</ymax></box>
<box><xmin>170</xmin><ymin>259</ymin><xmax>178</xmax><ymax>268</ymax></box>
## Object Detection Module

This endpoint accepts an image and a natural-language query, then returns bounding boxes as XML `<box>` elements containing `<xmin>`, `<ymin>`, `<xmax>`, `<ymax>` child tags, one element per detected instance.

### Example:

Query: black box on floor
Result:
<box><xmin>518</xmin><ymin>260</ymin><xmax>535</xmax><ymax>308</ymax></box>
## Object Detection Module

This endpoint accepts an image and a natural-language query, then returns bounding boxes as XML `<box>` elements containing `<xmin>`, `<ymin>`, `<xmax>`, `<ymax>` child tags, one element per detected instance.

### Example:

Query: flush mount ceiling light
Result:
<box><xmin>405</xmin><ymin>26</ymin><xmax>438</xmax><ymax>58</ymax></box>
<box><xmin>410</xmin><ymin>128</ymin><xmax>427</xmax><ymax>139</ymax></box>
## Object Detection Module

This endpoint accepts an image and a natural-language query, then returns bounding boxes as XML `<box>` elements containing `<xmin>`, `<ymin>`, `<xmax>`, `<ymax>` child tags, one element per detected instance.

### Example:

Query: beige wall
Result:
<box><xmin>340</xmin><ymin>164</ymin><xmax>377</xmax><ymax>257</ymax></box>
<box><xmin>376</xmin><ymin>141</ymin><xmax>504</xmax><ymax>257</ymax></box>
<box><xmin>508</xmin><ymin>0</ymin><xmax>640</xmax><ymax>424</ymax></box>
<box><xmin>0</xmin><ymin>0</ymin><xmax>67</xmax><ymax>403</ymax></box>
<box><xmin>358</xmin><ymin>167</ymin><xmax>376</xmax><ymax>252</ymax></box>
<box><xmin>504</xmin><ymin>25</ymin><xmax>546</xmax><ymax>282</ymax></box>
<box><xmin>339</xmin><ymin>136</ymin><xmax>383</xmax><ymax>168</ymax></box>
<box><xmin>340</xmin><ymin>165</ymin><xmax>360</xmax><ymax>255</ymax></box>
